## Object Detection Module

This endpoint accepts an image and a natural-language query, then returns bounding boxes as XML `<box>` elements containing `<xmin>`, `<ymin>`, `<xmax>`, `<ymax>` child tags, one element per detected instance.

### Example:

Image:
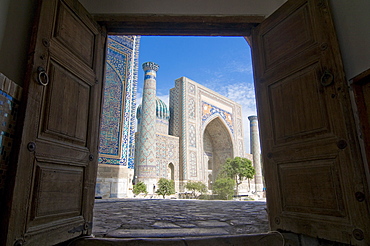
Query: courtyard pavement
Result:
<box><xmin>92</xmin><ymin>198</ymin><xmax>269</xmax><ymax>238</ymax></box>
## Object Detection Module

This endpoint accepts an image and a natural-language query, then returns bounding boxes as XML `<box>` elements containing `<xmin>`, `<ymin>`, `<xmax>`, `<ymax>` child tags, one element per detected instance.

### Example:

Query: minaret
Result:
<box><xmin>136</xmin><ymin>62</ymin><xmax>160</xmax><ymax>191</ymax></box>
<box><xmin>248</xmin><ymin>115</ymin><xmax>263</xmax><ymax>192</ymax></box>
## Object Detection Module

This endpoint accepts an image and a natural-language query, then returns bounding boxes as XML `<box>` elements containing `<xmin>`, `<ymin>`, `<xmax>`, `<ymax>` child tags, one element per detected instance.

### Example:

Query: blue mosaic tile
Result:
<box><xmin>99</xmin><ymin>35</ymin><xmax>140</xmax><ymax>169</ymax></box>
<box><xmin>202</xmin><ymin>101</ymin><xmax>234</xmax><ymax>133</ymax></box>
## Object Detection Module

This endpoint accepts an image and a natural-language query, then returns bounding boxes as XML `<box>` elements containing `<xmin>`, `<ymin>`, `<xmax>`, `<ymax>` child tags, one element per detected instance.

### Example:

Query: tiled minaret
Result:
<box><xmin>136</xmin><ymin>62</ymin><xmax>160</xmax><ymax>191</ymax></box>
<box><xmin>248</xmin><ymin>115</ymin><xmax>263</xmax><ymax>192</ymax></box>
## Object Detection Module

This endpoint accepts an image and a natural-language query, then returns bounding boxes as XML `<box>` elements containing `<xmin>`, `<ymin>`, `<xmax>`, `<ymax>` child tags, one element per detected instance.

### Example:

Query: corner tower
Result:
<box><xmin>248</xmin><ymin>115</ymin><xmax>263</xmax><ymax>192</ymax></box>
<box><xmin>135</xmin><ymin>62</ymin><xmax>159</xmax><ymax>190</ymax></box>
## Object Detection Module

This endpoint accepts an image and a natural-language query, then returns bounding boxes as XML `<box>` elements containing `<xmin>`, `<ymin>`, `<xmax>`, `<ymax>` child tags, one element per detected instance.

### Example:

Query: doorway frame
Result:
<box><xmin>94</xmin><ymin>15</ymin><xmax>264</xmax><ymax>37</ymax></box>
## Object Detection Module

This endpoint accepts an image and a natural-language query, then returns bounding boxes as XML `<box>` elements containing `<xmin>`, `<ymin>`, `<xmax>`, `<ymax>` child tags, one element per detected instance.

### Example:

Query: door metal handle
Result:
<box><xmin>37</xmin><ymin>66</ymin><xmax>49</xmax><ymax>86</ymax></box>
<box><xmin>320</xmin><ymin>70</ymin><xmax>334</xmax><ymax>87</ymax></box>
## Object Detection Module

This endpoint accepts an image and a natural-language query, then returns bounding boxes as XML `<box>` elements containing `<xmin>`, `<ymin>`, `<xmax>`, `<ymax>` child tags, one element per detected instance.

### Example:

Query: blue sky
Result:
<box><xmin>137</xmin><ymin>36</ymin><xmax>257</xmax><ymax>153</ymax></box>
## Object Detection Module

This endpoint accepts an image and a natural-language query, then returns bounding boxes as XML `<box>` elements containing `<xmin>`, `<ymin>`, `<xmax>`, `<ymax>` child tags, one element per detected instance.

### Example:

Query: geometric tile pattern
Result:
<box><xmin>136</xmin><ymin>62</ymin><xmax>159</xmax><ymax>179</ymax></box>
<box><xmin>98</xmin><ymin>35</ymin><xmax>140</xmax><ymax>168</ymax></box>
<box><xmin>180</xmin><ymin>80</ymin><xmax>188</xmax><ymax>180</ymax></box>
<box><xmin>189</xmin><ymin>124</ymin><xmax>196</xmax><ymax>147</ymax></box>
<box><xmin>169</xmin><ymin>85</ymin><xmax>180</xmax><ymax>136</ymax></box>
<box><xmin>169</xmin><ymin>77</ymin><xmax>245</xmax><ymax>189</ymax></box>
<box><xmin>188</xmin><ymin>98</ymin><xmax>196</xmax><ymax>119</ymax></box>
<box><xmin>135</xmin><ymin>73</ymin><xmax>245</xmax><ymax>192</ymax></box>
<box><xmin>189</xmin><ymin>151</ymin><xmax>197</xmax><ymax>177</ymax></box>
<box><xmin>155</xmin><ymin>134</ymin><xmax>179</xmax><ymax>180</ymax></box>
<box><xmin>0</xmin><ymin>73</ymin><xmax>22</xmax><ymax>199</ymax></box>
<box><xmin>188</xmin><ymin>82</ymin><xmax>195</xmax><ymax>95</ymax></box>
<box><xmin>237</xmin><ymin>118</ymin><xmax>242</xmax><ymax>137</ymax></box>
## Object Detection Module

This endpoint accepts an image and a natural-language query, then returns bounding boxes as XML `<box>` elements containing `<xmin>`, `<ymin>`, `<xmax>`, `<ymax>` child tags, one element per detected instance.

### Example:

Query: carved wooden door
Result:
<box><xmin>252</xmin><ymin>0</ymin><xmax>370</xmax><ymax>244</ymax></box>
<box><xmin>6</xmin><ymin>0</ymin><xmax>105</xmax><ymax>245</ymax></box>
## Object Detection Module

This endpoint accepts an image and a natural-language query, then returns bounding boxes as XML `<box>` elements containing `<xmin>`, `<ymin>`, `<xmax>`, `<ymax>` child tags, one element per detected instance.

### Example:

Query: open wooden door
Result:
<box><xmin>5</xmin><ymin>0</ymin><xmax>105</xmax><ymax>245</ymax></box>
<box><xmin>252</xmin><ymin>0</ymin><xmax>370</xmax><ymax>244</ymax></box>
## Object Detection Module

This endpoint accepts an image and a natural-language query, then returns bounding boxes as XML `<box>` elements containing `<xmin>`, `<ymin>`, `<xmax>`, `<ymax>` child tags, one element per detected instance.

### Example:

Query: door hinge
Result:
<box><xmin>68</xmin><ymin>222</ymin><xmax>92</xmax><ymax>234</ymax></box>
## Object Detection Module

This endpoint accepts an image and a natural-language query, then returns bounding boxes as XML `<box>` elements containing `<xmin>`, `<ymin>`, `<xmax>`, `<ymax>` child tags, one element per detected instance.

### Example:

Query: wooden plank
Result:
<box><xmin>94</xmin><ymin>14</ymin><xmax>264</xmax><ymax>36</ymax></box>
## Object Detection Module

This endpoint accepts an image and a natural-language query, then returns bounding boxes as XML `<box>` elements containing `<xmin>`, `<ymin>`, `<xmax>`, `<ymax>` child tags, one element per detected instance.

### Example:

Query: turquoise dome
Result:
<box><xmin>136</xmin><ymin>97</ymin><xmax>170</xmax><ymax>120</ymax></box>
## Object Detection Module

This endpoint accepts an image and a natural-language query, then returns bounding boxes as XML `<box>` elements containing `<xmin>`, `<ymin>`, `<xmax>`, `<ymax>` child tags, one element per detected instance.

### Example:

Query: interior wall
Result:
<box><xmin>0</xmin><ymin>0</ymin><xmax>36</xmax><ymax>86</ymax></box>
<box><xmin>0</xmin><ymin>0</ymin><xmax>10</xmax><ymax>49</ymax></box>
<box><xmin>0</xmin><ymin>0</ymin><xmax>368</xmax><ymax>93</ymax></box>
<box><xmin>80</xmin><ymin>0</ymin><xmax>287</xmax><ymax>16</ymax></box>
<box><xmin>329</xmin><ymin>0</ymin><xmax>370</xmax><ymax>79</ymax></box>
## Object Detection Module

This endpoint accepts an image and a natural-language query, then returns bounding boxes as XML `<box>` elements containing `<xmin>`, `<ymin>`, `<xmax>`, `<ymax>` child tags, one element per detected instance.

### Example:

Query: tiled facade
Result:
<box><xmin>168</xmin><ymin>77</ymin><xmax>245</xmax><ymax>190</ymax></box>
<box><xmin>98</xmin><ymin>47</ymin><xmax>247</xmax><ymax>196</ymax></box>
<box><xmin>96</xmin><ymin>35</ymin><xmax>140</xmax><ymax>198</ymax></box>
<box><xmin>136</xmin><ymin>71</ymin><xmax>246</xmax><ymax>193</ymax></box>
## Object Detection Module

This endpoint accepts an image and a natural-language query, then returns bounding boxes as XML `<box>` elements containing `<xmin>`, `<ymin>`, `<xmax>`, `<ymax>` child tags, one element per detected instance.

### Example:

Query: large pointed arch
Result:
<box><xmin>202</xmin><ymin>116</ymin><xmax>234</xmax><ymax>188</ymax></box>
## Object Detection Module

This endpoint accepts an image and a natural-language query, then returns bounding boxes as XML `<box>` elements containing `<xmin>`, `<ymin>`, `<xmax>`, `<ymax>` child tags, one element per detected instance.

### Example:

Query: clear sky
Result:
<box><xmin>137</xmin><ymin>36</ymin><xmax>257</xmax><ymax>153</ymax></box>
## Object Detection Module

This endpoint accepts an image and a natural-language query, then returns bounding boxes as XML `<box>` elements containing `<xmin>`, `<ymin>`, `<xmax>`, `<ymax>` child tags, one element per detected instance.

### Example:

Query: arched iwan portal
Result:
<box><xmin>203</xmin><ymin>117</ymin><xmax>233</xmax><ymax>188</ymax></box>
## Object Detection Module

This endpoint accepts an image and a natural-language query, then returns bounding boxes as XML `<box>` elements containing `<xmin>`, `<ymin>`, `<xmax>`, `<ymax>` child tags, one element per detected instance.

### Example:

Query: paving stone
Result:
<box><xmin>195</xmin><ymin>220</ymin><xmax>230</xmax><ymax>227</ymax></box>
<box><xmin>152</xmin><ymin>222</ymin><xmax>181</xmax><ymax>228</ymax></box>
<box><xmin>93</xmin><ymin>198</ymin><xmax>268</xmax><ymax>238</ymax></box>
<box><xmin>174</xmin><ymin>223</ymin><xmax>197</xmax><ymax>228</ymax></box>
<box><xmin>105</xmin><ymin>228</ymin><xmax>230</xmax><ymax>238</ymax></box>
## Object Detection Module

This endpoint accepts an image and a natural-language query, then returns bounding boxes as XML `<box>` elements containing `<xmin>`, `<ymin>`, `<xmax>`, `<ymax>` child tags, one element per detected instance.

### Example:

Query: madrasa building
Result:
<box><xmin>95</xmin><ymin>36</ymin><xmax>263</xmax><ymax>198</ymax></box>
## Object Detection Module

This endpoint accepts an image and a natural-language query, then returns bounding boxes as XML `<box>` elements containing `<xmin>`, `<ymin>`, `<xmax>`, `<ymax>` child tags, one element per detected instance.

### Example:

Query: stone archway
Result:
<box><xmin>203</xmin><ymin>117</ymin><xmax>234</xmax><ymax>187</ymax></box>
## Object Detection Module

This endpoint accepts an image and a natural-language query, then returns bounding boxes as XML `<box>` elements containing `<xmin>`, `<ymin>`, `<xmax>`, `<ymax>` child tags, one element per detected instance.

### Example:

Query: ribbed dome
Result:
<box><xmin>136</xmin><ymin>97</ymin><xmax>170</xmax><ymax>120</ymax></box>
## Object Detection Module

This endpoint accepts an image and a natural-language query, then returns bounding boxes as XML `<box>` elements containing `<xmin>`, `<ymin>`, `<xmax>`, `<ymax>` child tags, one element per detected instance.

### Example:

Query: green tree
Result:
<box><xmin>221</xmin><ymin>157</ymin><xmax>255</xmax><ymax>197</ymax></box>
<box><xmin>213</xmin><ymin>177</ymin><xmax>235</xmax><ymax>200</ymax></box>
<box><xmin>156</xmin><ymin>178</ymin><xmax>175</xmax><ymax>199</ymax></box>
<box><xmin>132</xmin><ymin>181</ymin><xmax>148</xmax><ymax>196</ymax></box>
<box><xmin>185</xmin><ymin>181</ymin><xmax>208</xmax><ymax>198</ymax></box>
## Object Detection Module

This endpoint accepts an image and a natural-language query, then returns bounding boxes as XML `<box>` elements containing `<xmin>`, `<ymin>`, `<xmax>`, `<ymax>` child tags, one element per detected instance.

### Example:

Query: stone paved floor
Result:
<box><xmin>93</xmin><ymin>199</ymin><xmax>269</xmax><ymax>238</ymax></box>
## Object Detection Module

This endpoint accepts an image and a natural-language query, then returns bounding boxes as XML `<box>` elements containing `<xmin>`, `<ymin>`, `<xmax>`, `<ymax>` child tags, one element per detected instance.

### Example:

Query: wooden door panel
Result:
<box><xmin>252</xmin><ymin>0</ymin><xmax>370</xmax><ymax>244</ymax></box>
<box><xmin>268</xmin><ymin>63</ymin><xmax>330</xmax><ymax>144</ymax></box>
<box><xmin>262</xmin><ymin>4</ymin><xmax>315</xmax><ymax>71</ymax></box>
<box><xmin>278</xmin><ymin>158</ymin><xmax>345</xmax><ymax>216</ymax></box>
<box><xmin>43</xmin><ymin>60</ymin><xmax>90</xmax><ymax>144</ymax></box>
<box><xmin>35</xmin><ymin>138</ymin><xmax>89</xmax><ymax>165</ymax></box>
<box><xmin>30</xmin><ymin>163</ymin><xmax>83</xmax><ymax>221</ymax></box>
<box><xmin>54</xmin><ymin>1</ymin><xmax>95</xmax><ymax>67</ymax></box>
<box><xmin>6</xmin><ymin>0</ymin><xmax>105</xmax><ymax>245</ymax></box>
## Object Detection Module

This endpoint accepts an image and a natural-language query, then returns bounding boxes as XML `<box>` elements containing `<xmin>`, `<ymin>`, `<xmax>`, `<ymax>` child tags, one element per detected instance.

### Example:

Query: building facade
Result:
<box><xmin>95</xmin><ymin>35</ymin><xmax>140</xmax><ymax>198</ymax></box>
<box><xmin>135</xmin><ymin>63</ymin><xmax>246</xmax><ymax>194</ymax></box>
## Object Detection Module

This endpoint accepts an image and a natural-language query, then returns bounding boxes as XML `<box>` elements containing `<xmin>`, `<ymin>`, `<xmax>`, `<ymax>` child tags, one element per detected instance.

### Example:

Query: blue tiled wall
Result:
<box><xmin>98</xmin><ymin>36</ymin><xmax>140</xmax><ymax>168</ymax></box>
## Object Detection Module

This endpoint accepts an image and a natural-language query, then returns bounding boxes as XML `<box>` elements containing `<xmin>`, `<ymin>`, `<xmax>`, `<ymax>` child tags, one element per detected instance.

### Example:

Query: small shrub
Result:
<box><xmin>213</xmin><ymin>177</ymin><xmax>235</xmax><ymax>200</ymax></box>
<box><xmin>133</xmin><ymin>181</ymin><xmax>147</xmax><ymax>196</ymax></box>
<box><xmin>156</xmin><ymin>178</ymin><xmax>175</xmax><ymax>199</ymax></box>
<box><xmin>185</xmin><ymin>181</ymin><xmax>207</xmax><ymax>198</ymax></box>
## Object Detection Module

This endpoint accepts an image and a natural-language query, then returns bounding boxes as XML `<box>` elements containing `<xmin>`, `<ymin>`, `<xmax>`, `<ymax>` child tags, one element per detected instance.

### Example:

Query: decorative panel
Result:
<box><xmin>202</xmin><ymin>101</ymin><xmax>233</xmax><ymax>134</ymax></box>
<box><xmin>99</xmin><ymin>63</ymin><xmax>124</xmax><ymax>156</ymax></box>
<box><xmin>189</xmin><ymin>151</ymin><xmax>197</xmax><ymax>177</ymax></box>
<box><xmin>30</xmin><ymin>163</ymin><xmax>83</xmax><ymax>220</ymax></box>
<box><xmin>278</xmin><ymin>159</ymin><xmax>345</xmax><ymax>217</ymax></box>
<box><xmin>268</xmin><ymin>64</ymin><xmax>329</xmax><ymax>145</ymax></box>
<box><xmin>262</xmin><ymin>4</ymin><xmax>314</xmax><ymax>70</ymax></box>
<box><xmin>98</xmin><ymin>35</ymin><xmax>140</xmax><ymax>168</ymax></box>
<box><xmin>188</xmin><ymin>82</ymin><xmax>195</xmax><ymax>95</ymax></box>
<box><xmin>188</xmin><ymin>98</ymin><xmax>195</xmax><ymax>119</ymax></box>
<box><xmin>43</xmin><ymin>60</ymin><xmax>90</xmax><ymax>145</ymax></box>
<box><xmin>54</xmin><ymin>1</ymin><xmax>95</xmax><ymax>67</ymax></box>
<box><xmin>189</xmin><ymin>124</ymin><xmax>196</xmax><ymax>147</ymax></box>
